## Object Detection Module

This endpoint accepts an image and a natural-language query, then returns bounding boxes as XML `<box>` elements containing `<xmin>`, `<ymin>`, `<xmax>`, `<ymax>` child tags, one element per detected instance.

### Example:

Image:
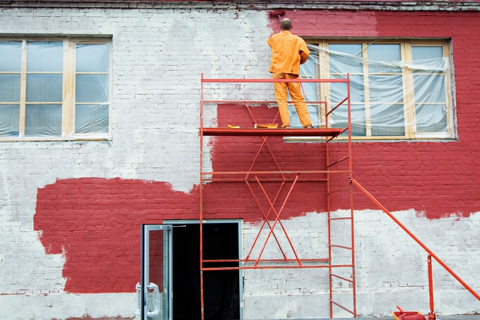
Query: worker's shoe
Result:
<box><xmin>305</xmin><ymin>125</ymin><xmax>313</xmax><ymax>129</ymax></box>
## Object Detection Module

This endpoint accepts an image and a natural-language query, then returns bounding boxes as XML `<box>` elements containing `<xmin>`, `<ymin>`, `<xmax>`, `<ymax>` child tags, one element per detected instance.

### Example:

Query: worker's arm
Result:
<box><xmin>267</xmin><ymin>36</ymin><xmax>273</xmax><ymax>48</ymax></box>
<box><xmin>299</xmin><ymin>40</ymin><xmax>310</xmax><ymax>64</ymax></box>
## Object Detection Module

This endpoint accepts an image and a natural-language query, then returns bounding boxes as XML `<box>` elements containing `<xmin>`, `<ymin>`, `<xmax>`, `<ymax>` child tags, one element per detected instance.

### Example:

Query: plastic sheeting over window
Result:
<box><xmin>0</xmin><ymin>41</ymin><xmax>22</xmax><ymax>137</ymax></box>
<box><xmin>23</xmin><ymin>42</ymin><xmax>63</xmax><ymax>137</ymax></box>
<box><xmin>75</xmin><ymin>43</ymin><xmax>110</xmax><ymax>134</ymax></box>
<box><xmin>0</xmin><ymin>40</ymin><xmax>110</xmax><ymax>140</ymax></box>
<box><xmin>293</xmin><ymin>42</ymin><xmax>453</xmax><ymax>139</ymax></box>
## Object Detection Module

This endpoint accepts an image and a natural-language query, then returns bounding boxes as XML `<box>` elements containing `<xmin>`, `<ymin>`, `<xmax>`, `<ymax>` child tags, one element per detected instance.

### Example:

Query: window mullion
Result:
<box><xmin>362</xmin><ymin>42</ymin><xmax>371</xmax><ymax>137</ymax></box>
<box><xmin>401</xmin><ymin>41</ymin><xmax>416</xmax><ymax>139</ymax></box>
<box><xmin>443</xmin><ymin>43</ymin><xmax>454</xmax><ymax>138</ymax></box>
<box><xmin>19</xmin><ymin>40</ymin><xmax>27</xmax><ymax>137</ymax></box>
<box><xmin>62</xmin><ymin>39</ymin><xmax>75</xmax><ymax>137</ymax></box>
<box><xmin>319</xmin><ymin>40</ymin><xmax>329</xmax><ymax>128</ymax></box>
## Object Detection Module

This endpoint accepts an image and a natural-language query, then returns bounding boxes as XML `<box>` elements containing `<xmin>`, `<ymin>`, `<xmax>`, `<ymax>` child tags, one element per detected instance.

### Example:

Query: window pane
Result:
<box><xmin>331</xmin><ymin>104</ymin><xmax>366</xmax><ymax>136</ymax></box>
<box><xmin>0</xmin><ymin>74</ymin><xmax>21</xmax><ymax>102</ymax></box>
<box><xmin>369</xmin><ymin>75</ymin><xmax>403</xmax><ymax>103</ymax></box>
<box><xmin>412</xmin><ymin>46</ymin><xmax>443</xmax><ymax>60</ymax></box>
<box><xmin>368</xmin><ymin>44</ymin><xmax>401</xmax><ymax>73</ymax></box>
<box><xmin>25</xmin><ymin>104</ymin><xmax>62</xmax><ymax>136</ymax></box>
<box><xmin>370</xmin><ymin>105</ymin><xmax>405</xmax><ymax>136</ymax></box>
<box><xmin>0</xmin><ymin>105</ymin><xmax>20</xmax><ymax>136</ymax></box>
<box><xmin>26</xmin><ymin>74</ymin><xmax>63</xmax><ymax>102</ymax></box>
<box><xmin>368</xmin><ymin>44</ymin><xmax>401</xmax><ymax>61</ymax></box>
<box><xmin>76</xmin><ymin>74</ymin><xmax>109</xmax><ymax>103</ymax></box>
<box><xmin>300</xmin><ymin>56</ymin><xmax>316</xmax><ymax>77</ymax></box>
<box><xmin>329</xmin><ymin>44</ymin><xmax>363</xmax><ymax>74</ymax></box>
<box><xmin>414</xmin><ymin>75</ymin><xmax>446</xmax><ymax>103</ymax></box>
<box><xmin>416</xmin><ymin>104</ymin><xmax>447</xmax><ymax>133</ymax></box>
<box><xmin>76</xmin><ymin>43</ymin><xmax>110</xmax><ymax>72</ymax></box>
<box><xmin>288</xmin><ymin>104</ymin><xmax>320</xmax><ymax>129</ymax></box>
<box><xmin>75</xmin><ymin>104</ymin><xmax>109</xmax><ymax>133</ymax></box>
<box><xmin>331</xmin><ymin>75</ymin><xmax>364</xmax><ymax>103</ymax></box>
<box><xmin>0</xmin><ymin>42</ymin><xmax>22</xmax><ymax>71</ymax></box>
<box><xmin>301</xmin><ymin>83</ymin><xmax>318</xmax><ymax>102</ymax></box>
<box><xmin>27</xmin><ymin>42</ymin><xmax>63</xmax><ymax>72</ymax></box>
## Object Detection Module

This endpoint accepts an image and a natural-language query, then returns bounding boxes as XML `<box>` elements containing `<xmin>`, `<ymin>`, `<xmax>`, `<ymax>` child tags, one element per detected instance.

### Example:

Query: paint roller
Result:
<box><xmin>268</xmin><ymin>10</ymin><xmax>286</xmax><ymax>23</ymax></box>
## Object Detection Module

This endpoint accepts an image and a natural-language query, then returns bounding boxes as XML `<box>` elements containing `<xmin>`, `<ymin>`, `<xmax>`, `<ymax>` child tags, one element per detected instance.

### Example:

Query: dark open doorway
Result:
<box><xmin>172</xmin><ymin>222</ymin><xmax>241</xmax><ymax>320</ymax></box>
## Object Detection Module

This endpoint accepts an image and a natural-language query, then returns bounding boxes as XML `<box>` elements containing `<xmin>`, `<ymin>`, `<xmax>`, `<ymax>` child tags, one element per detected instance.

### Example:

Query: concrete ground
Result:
<box><xmin>246</xmin><ymin>317</ymin><xmax>480</xmax><ymax>320</ymax></box>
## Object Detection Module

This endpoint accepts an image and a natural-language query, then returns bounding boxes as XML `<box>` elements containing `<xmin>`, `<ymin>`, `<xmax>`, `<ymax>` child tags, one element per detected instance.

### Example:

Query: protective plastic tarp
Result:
<box><xmin>291</xmin><ymin>43</ymin><xmax>451</xmax><ymax>137</ymax></box>
<box><xmin>0</xmin><ymin>42</ymin><xmax>21</xmax><ymax>137</ymax></box>
<box><xmin>74</xmin><ymin>43</ymin><xmax>110</xmax><ymax>135</ymax></box>
<box><xmin>26</xmin><ymin>74</ymin><xmax>63</xmax><ymax>103</ymax></box>
<box><xmin>25</xmin><ymin>104</ymin><xmax>62</xmax><ymax>137</ymax></box>
<box><xmin>27</xmin><ymin>42</ymin><xmax>63</xmax><ymax>72</ymax></box>
<box><xmin>0</xmin><ymin>74</ymin><xmax>21</xmax><ymax>102</ymax></box>
<box><xmin>75</xmin><ymin>104</ymin><xmax>109</xmax><ymax>134</ymax></box>
<box><xmin>0</xmin><ymin>105</ymin><xmax>20</xmax><ymax>137</ymax></box>
<box><xmin>0</xmin><ymin>41</ymin><xmax>110</xmax><ymax>138</ymax></box>
<box><xmin>0</xmin><ymin>41</ymin><xmax>22</xmax><ymax>72</ymax></box>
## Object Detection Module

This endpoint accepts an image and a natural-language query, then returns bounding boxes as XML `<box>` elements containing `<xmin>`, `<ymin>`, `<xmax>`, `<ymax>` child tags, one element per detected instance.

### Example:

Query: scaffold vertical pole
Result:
<box><xmin>348</xmin><ymin>74</ymin><xmax>357</xmax><ymax>317</ymax></box>
<box><xmin>199</xmin><ymin>74</ymin><xmax>205</xmax><ymax>320</ymax></box>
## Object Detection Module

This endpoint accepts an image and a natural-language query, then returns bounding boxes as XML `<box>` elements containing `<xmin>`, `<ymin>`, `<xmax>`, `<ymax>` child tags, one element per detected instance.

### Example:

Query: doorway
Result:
<box><xmin>168</xmin><ymin>221</ymin><xmax>242</xmax><ymax>320</ymax></box>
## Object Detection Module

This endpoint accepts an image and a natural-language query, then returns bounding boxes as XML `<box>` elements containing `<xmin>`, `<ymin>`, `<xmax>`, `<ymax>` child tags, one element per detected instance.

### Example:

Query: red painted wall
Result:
<box><xmin>34</xmin><ymin>10</ymin><xmax>480</xmax><ymax>293</ymax></box>
<box><xmin>276</xmin><ymin>10</ymin><xmax>480</xmax><ymax>217</ymax></box>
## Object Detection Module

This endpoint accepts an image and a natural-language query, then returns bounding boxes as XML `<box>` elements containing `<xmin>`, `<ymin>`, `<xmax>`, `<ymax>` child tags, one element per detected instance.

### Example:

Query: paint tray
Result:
<box><xmin>254</xmin><ymin>124</ymin><xmax>278</xmax><ymax>129</ymax></box>
<box><xmin>393</xmin><ymin>311</ymin><xmax>426</xmax><ymax>320</ymax></box>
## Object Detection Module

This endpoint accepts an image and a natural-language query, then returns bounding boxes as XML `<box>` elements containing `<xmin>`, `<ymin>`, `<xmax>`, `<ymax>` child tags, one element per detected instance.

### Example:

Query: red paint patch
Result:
<box><xmin>34</xmin><ymin>174</ymin><xmax>325</xmax><ymax>292</ymax></box>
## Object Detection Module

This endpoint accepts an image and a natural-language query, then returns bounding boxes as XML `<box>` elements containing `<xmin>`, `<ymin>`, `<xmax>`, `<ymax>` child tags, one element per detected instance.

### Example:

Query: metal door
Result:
<box><xmin>137</xmin><ymin>224</ymin><xmax>172</xmax><ymax>320</ymax></box>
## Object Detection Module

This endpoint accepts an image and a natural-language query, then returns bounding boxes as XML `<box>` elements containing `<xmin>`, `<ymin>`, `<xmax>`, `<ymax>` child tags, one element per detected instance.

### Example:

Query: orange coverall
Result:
<box><xmin>267</xmin><ymin>30</ymin><xmax>312</xmax><ymax>128</ymax></box>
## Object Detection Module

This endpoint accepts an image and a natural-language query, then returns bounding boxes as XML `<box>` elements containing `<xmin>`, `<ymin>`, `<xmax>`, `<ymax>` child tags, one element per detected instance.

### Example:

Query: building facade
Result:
<box><xmin>1</xmin><ymin>0</ymin><xmax>479</xmax><ymax>319</ymax></box>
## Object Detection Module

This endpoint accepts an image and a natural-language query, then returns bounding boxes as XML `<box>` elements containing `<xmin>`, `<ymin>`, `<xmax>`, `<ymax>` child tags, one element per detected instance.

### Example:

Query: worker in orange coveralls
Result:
<box><xmin>268</xmin><ymin>18</ymin><xmax>313</xmax><ymax>129</ymax></box>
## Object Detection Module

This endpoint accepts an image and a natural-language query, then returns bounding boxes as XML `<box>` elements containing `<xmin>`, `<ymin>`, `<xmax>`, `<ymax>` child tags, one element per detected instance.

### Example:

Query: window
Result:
<box><xmin>290</xmin><ymin>40</ymin><xmax>455</xmax><ymax>140</ymax></box>
<box><xmin>0</xmin><ymin>38</ymin><xmax>111</xmax><ymax>141</ymax></box>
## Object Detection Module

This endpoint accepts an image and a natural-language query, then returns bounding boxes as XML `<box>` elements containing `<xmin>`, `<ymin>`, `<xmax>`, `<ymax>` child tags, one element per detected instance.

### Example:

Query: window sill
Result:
<box><xmin>284</xmin><ymin>134</ymin><xmax>455</xmax><ymax>142</ymax></box>
<box><xmin>0</xmin><ymin>134</ymin><xmax>111</xmax><ymax>142</ymax></box>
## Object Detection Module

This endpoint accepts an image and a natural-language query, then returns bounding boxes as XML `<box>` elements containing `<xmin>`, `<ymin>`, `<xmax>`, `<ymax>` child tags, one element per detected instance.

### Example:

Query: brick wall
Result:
<box><xmin>0</xmin><ymin>5</ymin><xmax>479</xmax><ymax>319</ymax></box>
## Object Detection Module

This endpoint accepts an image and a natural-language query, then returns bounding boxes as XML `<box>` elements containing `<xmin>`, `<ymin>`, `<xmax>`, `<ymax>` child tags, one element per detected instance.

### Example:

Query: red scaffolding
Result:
<box><xmin>199</xmin><ymin>74</ymin><xmax>356</xmax><ymax>318</ymax></box>
<box><xmin>198</xmin><ymin>74</ymin><xmax>480</xmax><ymax>319</ymax></box>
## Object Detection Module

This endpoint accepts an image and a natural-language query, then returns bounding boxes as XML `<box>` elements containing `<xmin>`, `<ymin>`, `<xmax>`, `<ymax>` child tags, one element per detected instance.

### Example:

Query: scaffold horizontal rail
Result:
<box><xmin>202</xmin><ymin>258</ymin><xmax>330</xmax><ymax>263</ymax></box>
<box><xmin>201</xmin><ymin>264</ymin><xmax>354</xmax><ymax>271</ymax></box>
<box><xmin>201</xmin><ymin>127</ymin><xmax>343</xmax><ymax>137</ymax></box>
<box><xmin>201</xmin><ymin>170</ymin><xmax>350</xmax><ymax>175</ymax></box>
<box><xmin>202</xmin><ymin>78</ymin><xmax>350</xmax><ymax>83</ymax></box>
<box><xmin>203</xmin><ymin>99</ymin><xmax>327</xmax><ymax>105</ymax></box>
<box><xmin>202</xmin><ymin>178</ymin><xmax>329</xmax><ymax>183</ymax></box>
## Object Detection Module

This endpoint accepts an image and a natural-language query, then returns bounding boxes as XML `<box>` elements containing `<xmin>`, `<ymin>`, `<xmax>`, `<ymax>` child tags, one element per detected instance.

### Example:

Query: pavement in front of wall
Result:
<box><xmin>247</xmin><ymin>317</ymin><xmax>480</xmax><ymax>320</ymax></box>
<box><xmin>346</xmin><ymin>317</ymin><xmax>480</xmax><ymax>320</ymax></box>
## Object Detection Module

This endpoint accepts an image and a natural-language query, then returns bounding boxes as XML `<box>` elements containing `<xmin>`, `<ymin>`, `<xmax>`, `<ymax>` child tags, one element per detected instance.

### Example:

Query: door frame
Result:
<box><xmin>163</xmin><ymin>219</ymin><xmax>244</xmax><ymax>320</ymax></box>
<box><xmin>140</xmin><ymin>224</ymin><xmax>172</xmax><ymax>320</ymax></box>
